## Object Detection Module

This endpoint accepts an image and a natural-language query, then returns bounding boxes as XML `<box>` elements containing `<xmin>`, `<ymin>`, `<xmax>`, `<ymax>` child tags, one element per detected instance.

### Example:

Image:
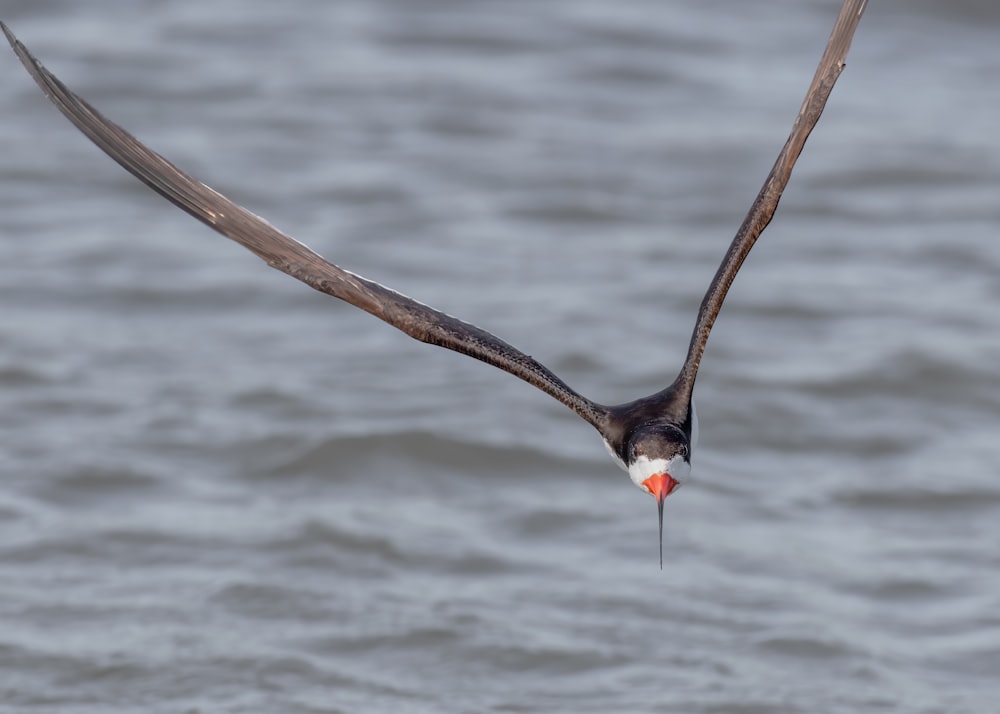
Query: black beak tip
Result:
<box><xmin>657</xmin><ymin>496</ymin><xmax>665</xmax><ymax>569</ymax></box>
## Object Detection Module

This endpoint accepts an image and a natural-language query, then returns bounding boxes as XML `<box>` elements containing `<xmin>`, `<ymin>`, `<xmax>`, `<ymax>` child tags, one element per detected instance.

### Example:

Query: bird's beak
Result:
<box><xmin>642</xmin><ymin>473</ymin><xmax>679</xmax><ymax>504</ymax></box>
<box><xmin>642</xmin><ymin>473</ymin><xmax>679</xmax><ymax>569</ymax></box>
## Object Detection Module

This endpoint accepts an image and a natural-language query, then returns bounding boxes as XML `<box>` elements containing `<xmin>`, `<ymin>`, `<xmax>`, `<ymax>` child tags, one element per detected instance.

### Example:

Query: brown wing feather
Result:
<box><xmin>673</xmin><ymin>0</ymin><xmax>868</xmax><ymax>399</ymax></box>
<box><xmin>2</xmin><ymin>22</ymin><xmax>608</xmax><ymax>429</ymax></box>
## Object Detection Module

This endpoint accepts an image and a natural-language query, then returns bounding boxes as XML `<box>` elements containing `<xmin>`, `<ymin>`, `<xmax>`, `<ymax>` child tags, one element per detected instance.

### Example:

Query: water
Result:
<box><xmin>1</xmin><ymin>1</ymin><xmax>999</xmax><ymax>712</ymax></box>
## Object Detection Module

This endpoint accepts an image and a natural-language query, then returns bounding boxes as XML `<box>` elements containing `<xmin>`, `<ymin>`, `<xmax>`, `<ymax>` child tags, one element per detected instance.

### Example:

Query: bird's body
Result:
<box><xmin>1</xmin><ymin>0</ymin><xmax>867</xmax><ymax>564</ymax></box>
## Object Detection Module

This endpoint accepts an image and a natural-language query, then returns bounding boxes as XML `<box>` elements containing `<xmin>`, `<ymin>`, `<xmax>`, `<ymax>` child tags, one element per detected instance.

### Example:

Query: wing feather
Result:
<box><xmin>673</xmin><ymin>0</ymin><xmax>868</xmax><ymax>398</ymax></box>
<box><xmin>2</xmin><ymin>23</ymin><xmax>608</xmax><ymax>428</ymax></box>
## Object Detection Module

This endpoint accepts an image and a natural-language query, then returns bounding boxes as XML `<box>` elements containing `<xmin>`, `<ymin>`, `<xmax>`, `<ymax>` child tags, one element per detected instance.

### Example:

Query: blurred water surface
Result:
<box><xmin>1</xmin><ymin>1</ymin><xmax>999</xmax><ymax>712</ymax></box>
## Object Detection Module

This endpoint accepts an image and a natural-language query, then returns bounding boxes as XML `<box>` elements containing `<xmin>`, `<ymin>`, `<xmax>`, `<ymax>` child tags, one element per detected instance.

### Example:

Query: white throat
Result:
<box><xmin>626</xmin><ymin>454</ymin><xmax>691</xmax><ymax>492</ymax></box>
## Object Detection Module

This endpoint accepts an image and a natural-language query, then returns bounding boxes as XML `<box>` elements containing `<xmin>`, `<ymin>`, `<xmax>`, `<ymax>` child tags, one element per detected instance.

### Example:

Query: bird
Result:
<box><xmin>2</xmin><ymin>0</ymin><xmax>866</xmax><ymax>566</ymax></box>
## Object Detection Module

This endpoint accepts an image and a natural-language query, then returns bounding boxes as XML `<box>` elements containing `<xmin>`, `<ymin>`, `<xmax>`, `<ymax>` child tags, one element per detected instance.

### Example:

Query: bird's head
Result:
<box><xmin>625</xmin><ymin>424</ymin><xmax>691</xmax><ymax>566</ymax></box>
<box><xmin>626</xmin><ymin>423</ymin><xmax>691</xmax><ymax>501</ymax></box>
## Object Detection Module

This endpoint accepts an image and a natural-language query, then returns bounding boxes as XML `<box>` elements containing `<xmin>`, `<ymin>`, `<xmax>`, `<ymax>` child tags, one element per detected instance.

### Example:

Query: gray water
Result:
<box><xmin>1</xmin><ymin>1</ymin><xmax>998</xmax><ymax>712</ymax></box>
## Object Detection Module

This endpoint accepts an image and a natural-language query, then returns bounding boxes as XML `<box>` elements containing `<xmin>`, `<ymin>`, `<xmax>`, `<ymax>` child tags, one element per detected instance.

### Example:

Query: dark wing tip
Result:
<box><xmin>4</xmin><ymin>23</ymin><xmax>94</xmax><ymax>124</ymax></box>
<box><xmin>1</xmin><ymin>22</ymin><xmax>20</xmax><ymax>57</ymax></box>
<box><xmin>3</xmin><ymin>21</ymin><xmax>57</xmax><ymax>98</ymax></box>
<box><xmin>3</xmin><ymin>21</ymin><xmax>27</xmax><ymax>61</ymax></box>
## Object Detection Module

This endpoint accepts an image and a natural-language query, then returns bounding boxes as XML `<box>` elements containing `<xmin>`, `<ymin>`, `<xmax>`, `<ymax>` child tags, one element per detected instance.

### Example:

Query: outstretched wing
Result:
<box><xmin>672</xmin><ymin>0</ymin><xmax>868</xmax><ymax>399</ymax></box>
<box><xmin>2</xmin><ymin>22</ymin><xmax>608</xmax><ymax>429</ymax></box>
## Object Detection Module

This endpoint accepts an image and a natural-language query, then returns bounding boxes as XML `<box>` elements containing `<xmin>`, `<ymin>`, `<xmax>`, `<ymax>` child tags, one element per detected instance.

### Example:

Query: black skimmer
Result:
<box><xmin>1</xmin><ymin>0</ymin><xmax>866</xmax><ymax>566</ymax></box>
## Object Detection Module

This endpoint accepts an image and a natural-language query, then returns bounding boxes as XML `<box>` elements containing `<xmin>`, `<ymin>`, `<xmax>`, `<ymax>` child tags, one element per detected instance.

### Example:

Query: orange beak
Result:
<box><xmin>642</xmin><ymin>473</ymin><xmax>679</xmax><ymax>505</ymax></box>
<box><xmin>641</xmin><ymin>473</ymin><xmax>679</xmax><ymax>569</ymax></box>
